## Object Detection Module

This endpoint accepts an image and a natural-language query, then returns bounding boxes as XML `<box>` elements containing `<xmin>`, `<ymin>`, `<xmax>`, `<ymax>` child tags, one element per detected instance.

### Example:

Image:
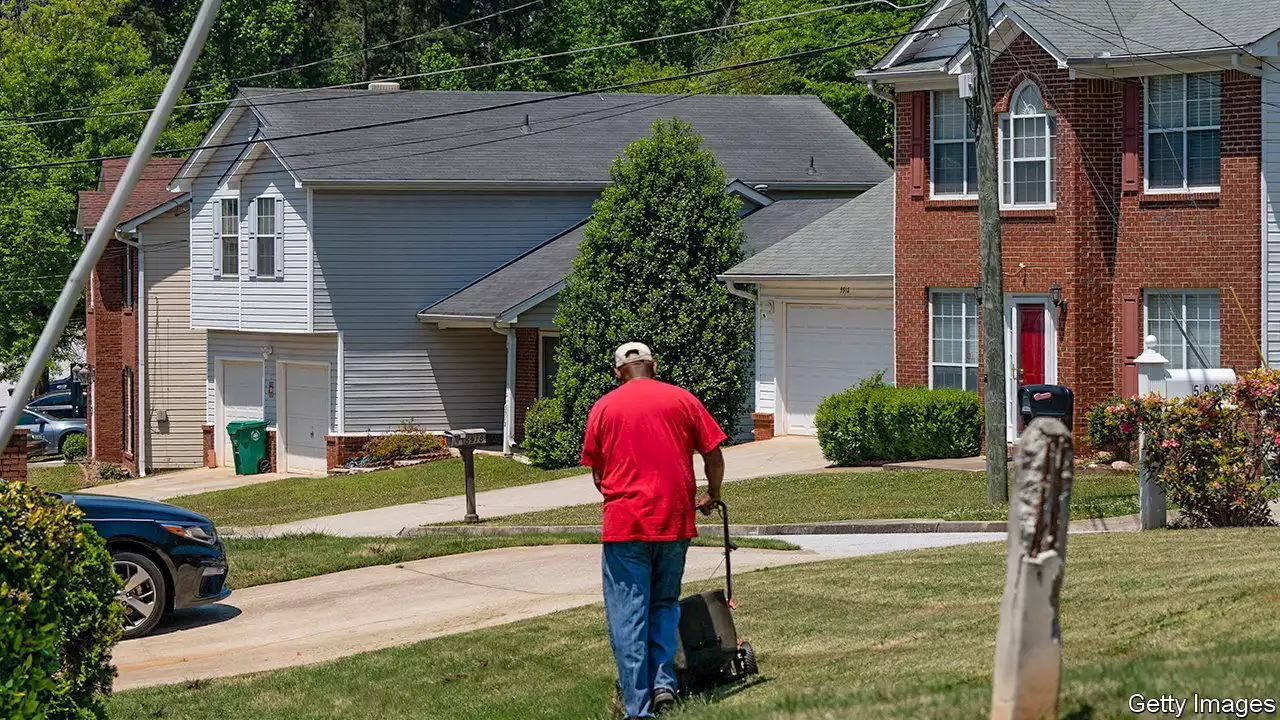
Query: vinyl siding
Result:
<box><xmin>206</xmin><ymin>331</ymin><xmax>338</xmax><ymax>430</ymax></box>
<box><xmin>514</xmin><ymin>295</ymin><xmax>559</xmax><ymax>326</ymax></box>
<box><xmin>190</xmin><ymin>112</ymin><xmax>310</xmax><ymax>331</ymax></box>
<box><xmin>755</xmin><ymin>292</ymin><xmax>777</xmax><ymax>413</ymax></box>
<box><xmin>311</xmin><ymin>190</ymin><xmax>595</xmax><ymax>433</ymax></box>
<box><xmin>1265</xmin><ymin>59</ymin><xmax>1280</xmax><ymax>365</ymax></box>
<box><xmin>141</xmin><ymin>209</ymin><xmax>206</xmax><ymax>469</ymax></box>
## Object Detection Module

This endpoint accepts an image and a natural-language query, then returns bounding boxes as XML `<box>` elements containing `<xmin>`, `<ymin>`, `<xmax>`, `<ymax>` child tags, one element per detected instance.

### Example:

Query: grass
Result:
<box><xmin>225</xmin><ymin>532</ymin><xmax>799</xmax><ymax>589</ymax></box>
<box><xmin>478</xmin><ymin>469</ymin><xmax>1142</xmax><ymax>527</ymax></box>
<box><xmin>109</xmin><ymin>528</ymin><xmax>1280</xmax><ymax>719</ymax></box>
<box><xmin>168</xmin><ymin>456</ymin><xmax>587</xmax><ymax>527</ymax></box>
<box><xmin>25</xmin><ymin>463</ymin><xmax>93</xmax><ymax>492</ymax></box>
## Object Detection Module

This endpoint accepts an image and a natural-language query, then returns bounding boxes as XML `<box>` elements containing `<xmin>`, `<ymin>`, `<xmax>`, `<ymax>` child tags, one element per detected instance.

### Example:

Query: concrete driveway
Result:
<box><xmin>112</xmin><ymin>543</ymin><xmax>819</xmax><ymax>690</ymax></box>
<box><xmin>87</xmin><ymin>466</ymin><xmax>320</xmax><ymax>502</ymax></box>
<box><xmin>241</xmin><ymin>435</ymin><xmax>831</xmax><ymax>538</ymax></box>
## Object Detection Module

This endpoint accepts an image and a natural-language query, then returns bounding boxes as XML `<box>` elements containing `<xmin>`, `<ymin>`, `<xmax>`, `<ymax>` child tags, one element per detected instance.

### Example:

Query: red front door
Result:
<box><xmin>1017</xmin><ymin>304</ymin><xmax>1046</xmax><ymax>387</ymax></box>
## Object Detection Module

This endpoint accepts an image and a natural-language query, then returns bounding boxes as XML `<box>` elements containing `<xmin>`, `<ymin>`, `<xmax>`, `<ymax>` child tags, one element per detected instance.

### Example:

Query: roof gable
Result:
<box><xmin>76</xmin><ymin>157</ymin><xmax>187</xmax><ymax>233</ymax></box>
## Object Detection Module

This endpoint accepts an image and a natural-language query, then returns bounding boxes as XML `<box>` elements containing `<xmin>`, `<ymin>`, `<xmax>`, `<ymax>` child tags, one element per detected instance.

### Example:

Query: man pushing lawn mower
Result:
<box><xmin>581</xmin><ymin>342</ymin><xmax>727</xmax><ymax>719</ymax></box>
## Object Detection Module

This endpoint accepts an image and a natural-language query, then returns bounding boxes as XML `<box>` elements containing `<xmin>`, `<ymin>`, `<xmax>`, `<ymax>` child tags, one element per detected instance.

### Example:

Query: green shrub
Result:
<box><xmin>60</xmin><ymin>434</ymin><xmax>86</xmax><ymax>461</ymax></box>
<box><xmin>92</xmin><ymin>463</ymin><xmax>130</xmax><ymax>482</ymax></box>
<box><xmin>1</xmin><ymin>480</ymin><xmax>121</xmax><ymax>720</ymax></box>
<box><xmin>361</xmin><ymin>422</ymin><xmax>445</xmax><ymax>464</ymax></box>
<box><xmin>1085</xmin><ymin>397</ymin><xmax>1133</xmax><ymax>461</ymax></box>
<box><xmin>815</xmin><ymin>374</ymin><xmax>982</xmax><ymax>466</ymax></box>
<box><xmin>522</xmin><ymin>397</ymin><xmax>580</xmax><ymax>469</ymax></box>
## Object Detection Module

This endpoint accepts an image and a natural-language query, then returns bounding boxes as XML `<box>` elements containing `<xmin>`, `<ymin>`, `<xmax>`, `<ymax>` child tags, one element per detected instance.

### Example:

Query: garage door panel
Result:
<box><xmin>785</xmin><ymin>304</ymin><xmax>893</xmax><ymax>435</ymax></box>
<box><xmin>283</xmin><ymin>364</ymin><xmax>328</xmax><ymax>474</ymax></box>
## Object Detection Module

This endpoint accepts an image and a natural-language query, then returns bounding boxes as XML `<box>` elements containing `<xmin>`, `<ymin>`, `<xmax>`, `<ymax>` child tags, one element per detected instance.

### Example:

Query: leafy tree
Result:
<box><xmin>531</xmin><ymin>118</ymin><xmax>752</xmax><ymax>467</ymax></box>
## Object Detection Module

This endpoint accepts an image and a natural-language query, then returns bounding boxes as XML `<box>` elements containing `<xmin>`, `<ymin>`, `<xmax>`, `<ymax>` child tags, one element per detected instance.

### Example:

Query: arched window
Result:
<box><xmin>999</xmin><ymin>83</ymin><xmax>1057</xmax><ymax>207</ymax></box>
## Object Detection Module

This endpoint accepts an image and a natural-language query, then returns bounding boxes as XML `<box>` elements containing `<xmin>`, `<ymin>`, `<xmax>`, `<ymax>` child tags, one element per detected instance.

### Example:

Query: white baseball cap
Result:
<box><xmin>614</xmin><ymin>341</ymin><xmax>654</xmax><ymax>368</ymax></box>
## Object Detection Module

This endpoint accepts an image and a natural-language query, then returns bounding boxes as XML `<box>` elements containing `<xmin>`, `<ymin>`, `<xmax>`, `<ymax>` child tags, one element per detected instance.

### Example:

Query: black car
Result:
<box><xmin>57</xmin><ymin>493</ymin><xmax>231</xmax><ymax>639</ymax></box>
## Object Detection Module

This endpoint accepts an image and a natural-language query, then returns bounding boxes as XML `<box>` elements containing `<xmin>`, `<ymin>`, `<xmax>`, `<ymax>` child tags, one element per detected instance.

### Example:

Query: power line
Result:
<box><xmin>1159</xmin><ymin>0</ymin><xmax>1280</xmax><ymax>76</ymax></box>
<box><xmin>0</xmin><ymin>0</ymin><xmax>547</xmax><ymax>125</ymax></box>
<box><xmin>0</xmin><ymin>0</ymin><xmax>927</xmax><ymax>132</ymax></box>
<box><xmin>1</xmin><ymin>23</ymin><xmax>960</xmax><ymax>173</ymax></box>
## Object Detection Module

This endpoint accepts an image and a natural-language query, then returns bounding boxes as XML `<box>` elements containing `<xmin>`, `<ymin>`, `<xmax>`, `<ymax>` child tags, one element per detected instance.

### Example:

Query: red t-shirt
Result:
<box><xmin>581</xmin><ymin>378</ymin><xmax>728</xmax><ymax>542</ymax></box>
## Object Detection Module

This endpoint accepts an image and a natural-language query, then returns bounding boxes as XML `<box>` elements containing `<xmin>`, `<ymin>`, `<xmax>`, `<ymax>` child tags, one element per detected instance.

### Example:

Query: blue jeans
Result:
<box><xmin>602</xmin><ymin>539</ymin><xmax>690</xmax><ymax>719</ymax></box>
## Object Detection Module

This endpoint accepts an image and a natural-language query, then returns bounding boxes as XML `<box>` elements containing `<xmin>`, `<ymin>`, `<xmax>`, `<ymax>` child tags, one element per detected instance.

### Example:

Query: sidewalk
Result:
<box><xmin>234</xmin><ymin>435</ymin><xmax>832</xmax><ymax>537</ymax></box>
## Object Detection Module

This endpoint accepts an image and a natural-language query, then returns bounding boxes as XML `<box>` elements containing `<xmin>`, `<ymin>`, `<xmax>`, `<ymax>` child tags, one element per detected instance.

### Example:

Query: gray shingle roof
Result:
<box><xmin>419</xmin><ymin>220</ymin><xmax>587</xmax><ymax>322</ymax></box>
<box><xmin>722</xmin><ymin>179</ymin><xmax>894</xmax><ymax>279</ymax></box>
<box><xmin>241</xmin><ymin>88</ymin><xmax>890</xmax><ymax>187</ymax></box>
<box><xmin>867</xmin><ymin>0</ymin><xmax>1280</xmax><ymax>73</ymax></box>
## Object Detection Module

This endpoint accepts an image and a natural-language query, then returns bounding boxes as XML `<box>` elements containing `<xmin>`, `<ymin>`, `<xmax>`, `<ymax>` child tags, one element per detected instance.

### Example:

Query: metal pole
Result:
<box><xmin>462</xmin><ymin>447</ymin><xmax>479</xmax><ymax>523</ymax></box>
<box><xmin>967</xmin><ymin>0</ymin><xmax>1009</xmax><ymax>504</ymax></box>
<box><xmin>0</xmin><ymin>0</ymin><xmax>223</xmax><ymax>452</ymax></box>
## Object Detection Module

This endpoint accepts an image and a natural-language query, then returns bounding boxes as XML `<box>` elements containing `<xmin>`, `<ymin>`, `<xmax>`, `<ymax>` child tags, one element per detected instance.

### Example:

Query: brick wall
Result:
<box><xmin>514</xmin><ymin>328</ymin><xmax>540</xmax><ymax>441</ymax></box>
<box><xmin>893</xmin><ymin>36</ymin><xmax>1262</xmax><ymax>438</ymax></box>
<box><xmin>326</xmin><ymin>434</ymin><xmax>371</xmax><ymax>470</ymax></box>
<box><xmin>201</xmin><ymin>424</ymin><xmax>216</xmax><ymax>468</ymax></box>
<box><xmin>1</xmin><ymin>430</ymin><xmax>28</xmax><ymax>483</ymax></box>
<box><xmin>86</xmin><ymin>239</ymin><xmax>139</xmax><ymax>475</ymax></box>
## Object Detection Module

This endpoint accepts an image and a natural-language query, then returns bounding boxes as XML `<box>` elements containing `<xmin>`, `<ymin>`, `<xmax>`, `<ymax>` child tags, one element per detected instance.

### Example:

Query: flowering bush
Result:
<box><xmin>1085</xmin><ymin>397</ymin><xmax>1134</xmax><ymax>461</ymax></box>
<box><xmin>1103</xmin><ymin>369</ymin><xmax>1278</xmax><ymax>527</ymax></box>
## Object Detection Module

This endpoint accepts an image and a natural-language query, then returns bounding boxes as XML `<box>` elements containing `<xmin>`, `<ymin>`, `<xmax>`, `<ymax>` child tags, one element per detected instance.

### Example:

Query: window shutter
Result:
<box><xmin>246</xmin><ymin>198</ymin><xmax>258</xmax><ymax>276</ymax></box>
<box><xmin>1122</xmin><ymin>297</ymin><xmax>1140</xmax><ymax>397</ymax></box>
<box><xmin>910</xmin><ymin>92</ymin><xmax>926</xmax><ymax>198</ymax></box>
<box><xmin>274</xmin><ymin>198</ymin><xmax>285</xmax><ymax>277</ymax></box>
<box><xmin>211</xmin><ymin>200</ymin><xmax>222</xmax><ymax>277</ymax></box>
<box><xmin>1122</xmin><ymin>83</ymin><xmax>1140</xmax><ymax>191</ymax></box>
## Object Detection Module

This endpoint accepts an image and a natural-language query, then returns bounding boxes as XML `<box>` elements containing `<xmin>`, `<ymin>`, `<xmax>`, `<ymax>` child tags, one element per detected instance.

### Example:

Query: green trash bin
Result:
<box><xmin>226</xmin><ymin>420</ymin><xmax>271</xmax><ymax>475</ymax></box>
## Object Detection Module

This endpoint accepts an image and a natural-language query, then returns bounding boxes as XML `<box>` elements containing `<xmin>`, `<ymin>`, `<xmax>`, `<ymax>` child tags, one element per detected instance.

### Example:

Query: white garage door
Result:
<box><xmin>785</xmin><ymin>303</ymin><xmax>894</xmax><ymax>435</ymax></box>
<box><xmin>282</xmin><ymin>363</ymin><xmax>329</xmax><ymax>474</ymax></box>
<box><xmin>218</xmin><ymin>360</ymin><xmax>264</xmax><ymax>465</ymax></box>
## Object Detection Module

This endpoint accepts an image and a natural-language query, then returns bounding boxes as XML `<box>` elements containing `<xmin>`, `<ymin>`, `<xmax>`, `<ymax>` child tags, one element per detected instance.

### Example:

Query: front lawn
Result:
<box><xmin>110</xmin><ymin>528</ymin><xmax>1280</xmax><ymax>719</ymax></box>
<box><xmin>25</xmin><ymin>463</ymin><xmax>93</xmax><ymax>493</ymax></box>
<box><xmin>226</xmin><ymin>533</ymin><xmax>798</xmax><ymax>589</ymax></box>
<box><xmin>481</xmin><ymin>469</ymin><xmax>1141</xmax><ymax>527</ymax></box>
<box><xmin>169</xmin><ymin>456</ymin><xmax>587</xmax><ymax>528</ymax></box>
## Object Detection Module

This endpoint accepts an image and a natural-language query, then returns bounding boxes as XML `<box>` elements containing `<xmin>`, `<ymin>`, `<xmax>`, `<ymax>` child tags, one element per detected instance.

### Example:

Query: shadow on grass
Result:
<box><xmin>674</xmin><ymin>676</ymin><xmax>774</xmax><ymax>714</ymax></box>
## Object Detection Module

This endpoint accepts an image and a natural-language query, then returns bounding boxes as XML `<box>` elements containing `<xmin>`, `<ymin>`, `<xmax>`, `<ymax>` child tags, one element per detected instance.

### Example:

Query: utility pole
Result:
<box><xmin>0</xmin><ymin>0</ymin><xmax>223</xmax><ymax>452</ymax></box>
<box><xmin>967</xmin><ymin>0</ymin><xmax>1008</xmax><ymax>503</ymax></box>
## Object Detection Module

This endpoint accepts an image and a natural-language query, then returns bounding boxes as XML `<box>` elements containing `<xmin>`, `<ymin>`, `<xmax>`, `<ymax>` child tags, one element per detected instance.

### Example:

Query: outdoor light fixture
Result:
<box><xmin>973</xmin><ymin>282</ymin><xmax>983</xmax><ymax>306</ymax></box>
<box><xmin>1050</xmin><ymin>282</ymin><xmax>1068</xmax><ymax>314</ymax></box>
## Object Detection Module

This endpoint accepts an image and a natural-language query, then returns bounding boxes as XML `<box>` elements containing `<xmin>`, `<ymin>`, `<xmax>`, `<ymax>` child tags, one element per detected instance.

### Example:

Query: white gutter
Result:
<box><xmin>866</xmin><ymin>80</ymin><xmax>896</xmax><ymax>105</ymax></box>
<box><xmin>723</xmin><ymin>279</ymin><xmax>758</xmax><ymax>302</ymax></box>
<box><xmin>1232</xmin><ymin>54</ymin><xmax>1264</xmax><ymax>77</ymax></box>
<box><xmin>490</xmin><ymin>326</ymin><xmax>516</xmax><ymax>456</ymax></box>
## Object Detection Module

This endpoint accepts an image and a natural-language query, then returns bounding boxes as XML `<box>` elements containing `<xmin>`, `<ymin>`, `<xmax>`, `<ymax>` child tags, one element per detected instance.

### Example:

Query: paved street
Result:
<box><xmin>237</xmin><ymin>435</ymin><xmax>833</xmax><ymax>537</ymax></box>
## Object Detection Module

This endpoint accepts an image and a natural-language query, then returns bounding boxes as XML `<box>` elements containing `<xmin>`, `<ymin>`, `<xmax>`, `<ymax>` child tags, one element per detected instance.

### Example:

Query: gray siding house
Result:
<box><xmin>174</xmin><ymin>86</ymin><xmax>889</xmax><ymax>470</ymax></box>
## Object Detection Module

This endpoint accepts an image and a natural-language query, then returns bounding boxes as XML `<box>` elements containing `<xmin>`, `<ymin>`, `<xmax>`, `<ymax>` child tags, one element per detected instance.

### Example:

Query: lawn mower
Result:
<box><xmin>673</xmin><ymin>500</ymin><xmax>758</xmax><ymax>694</ymax></box>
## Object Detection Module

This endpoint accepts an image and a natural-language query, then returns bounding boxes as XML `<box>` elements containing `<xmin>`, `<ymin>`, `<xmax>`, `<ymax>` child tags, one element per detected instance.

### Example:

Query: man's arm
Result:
<box><xmin>697</xmin><ymin>447</ymin><xmax>725</xmax><ymax>512</ymax></box>
<box><xmin>592</xmin><ymin>466</ymin><xmax>604</xmax><ymax>494</ymax></box>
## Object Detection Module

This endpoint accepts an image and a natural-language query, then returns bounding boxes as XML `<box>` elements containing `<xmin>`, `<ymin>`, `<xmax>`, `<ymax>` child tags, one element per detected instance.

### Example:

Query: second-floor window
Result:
<box><xmin>219</xmin><ymin>198</ymin><xmax>239</xmax><ymax>277</ymax></box>
<box><xmin>255</xmin><ymin>197</ymin><xmax>279</xmax><ymax>277</ymax></box>
<box><xmin>999</xmin><ymin>83</ymin><xmax>1056</xmax><ymax>207</ymax></box>
<box><xmin>1146</xmin><ymin>73</ymin><xmax>1220</xmax><ymax>191</ymax></box>
<box><xmin>931</xmin><ymin>90</ymin><xmax>977</xmax><ymax>197</ymax></box>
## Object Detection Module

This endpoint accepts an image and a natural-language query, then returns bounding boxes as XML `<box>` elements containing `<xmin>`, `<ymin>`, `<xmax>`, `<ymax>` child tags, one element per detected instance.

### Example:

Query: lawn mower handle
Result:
<box><xmin>702</xmin><ymin>500</ymin><xmax>734</xmax><ymax>602</ymax></box>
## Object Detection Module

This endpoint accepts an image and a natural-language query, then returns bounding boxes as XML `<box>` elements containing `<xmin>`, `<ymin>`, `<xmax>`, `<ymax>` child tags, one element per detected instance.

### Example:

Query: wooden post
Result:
<box><xmin>991</xmin><ymin>417</ymin><xmax>1073</xmax><ymax>720</ymax></box>
<box><xmin>967</xmin><ymin>0</ymin><xmax>1009</xmax><ymax>503</ymax></box>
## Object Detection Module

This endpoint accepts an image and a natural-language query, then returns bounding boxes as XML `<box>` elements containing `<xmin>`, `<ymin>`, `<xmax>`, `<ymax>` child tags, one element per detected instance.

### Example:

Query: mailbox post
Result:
<box><xmin>444</xmin><ymin>428</ymin><xmax>486</xmax><ymax>523</ymax></box>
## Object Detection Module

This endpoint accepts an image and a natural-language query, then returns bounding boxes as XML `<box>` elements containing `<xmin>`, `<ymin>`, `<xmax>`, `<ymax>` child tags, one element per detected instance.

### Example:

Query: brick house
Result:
<box><xmin>78</xmin><ymin>158</ymin><xmax>193</xmax><ymax>476</ymax></box>
<box><xmin>858</xmin><ymin>0</ymin><xmax>1280</xmax><ymax>440</ymax></box>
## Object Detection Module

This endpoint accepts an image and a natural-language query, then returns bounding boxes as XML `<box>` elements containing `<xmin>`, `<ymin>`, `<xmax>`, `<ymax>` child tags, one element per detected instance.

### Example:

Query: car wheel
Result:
<box><xmin>113</xmin><ymin>552</ymin><xmax>167</xmax><ymax>639</ymax></box>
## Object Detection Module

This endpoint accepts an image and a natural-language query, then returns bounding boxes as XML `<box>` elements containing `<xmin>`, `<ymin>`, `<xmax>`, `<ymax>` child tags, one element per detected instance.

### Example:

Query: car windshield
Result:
<box><xmin>19</xmin><ymin>411</ymin><xmax>43</xmax><ymax>426</ymax></box>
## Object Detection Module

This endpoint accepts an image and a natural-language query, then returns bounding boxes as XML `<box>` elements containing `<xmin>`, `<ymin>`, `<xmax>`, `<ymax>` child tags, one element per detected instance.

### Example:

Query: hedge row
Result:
<box><xmin>815</xmin><ymin>375</ymin><xmax>982</xmax><ymax>465</ymax></box>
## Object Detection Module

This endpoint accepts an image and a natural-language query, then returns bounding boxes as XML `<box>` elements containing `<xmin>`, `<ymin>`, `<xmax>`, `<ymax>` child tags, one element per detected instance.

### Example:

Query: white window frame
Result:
<box><xmin>929</xmin><ymin>90</ymin><xmax>977</xmax><ymax>199</ymax></box>
<box><xmin>1143</xmin><ymin>72</ymin><xmax>1221</xmax><ymax>194</ymax></box>
<box><xmin>1143</xmin><ymin>289</ymin><xmax>1221</xmax><ymax>370</ymax></box>
<box><xmin>214</xmin><ymin>194</ymin><xmax>241</xmax><ymax>278</ymax></box>
<box><xmin>251</xmin><ymin>195</ymin><xmax>284</xmax><ymax>279</ymax></box>
<box><xmin>997</xmin><ymin>82</ymin><xmax>1057</xmax><ymax>210</ymax></box>
<box><xmin>928</xmin><ymin>289</ymin><xmax>980</xmax><ymax>392</ymax></box>
<box><xmin>538</xmin><ymin>330</ymin><xmax>561</xmax><ymax>399</ymax></box>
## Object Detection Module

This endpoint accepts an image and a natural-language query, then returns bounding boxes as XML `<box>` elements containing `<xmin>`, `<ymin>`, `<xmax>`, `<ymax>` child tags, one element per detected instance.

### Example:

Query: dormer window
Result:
<box><xmin>998</xmin><ymin>84</ymin><xmax>1057</xmax><ymax>208</ymax></box>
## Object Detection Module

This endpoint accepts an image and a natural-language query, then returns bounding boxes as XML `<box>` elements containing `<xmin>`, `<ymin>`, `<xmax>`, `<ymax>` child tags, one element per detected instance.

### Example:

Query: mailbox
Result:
<box><xmin>444</xmin><ymin>428</ymin><xmax>487</xmax><ymax>449</ymax></box>
<box><xmin>1018</xmin><ymin>384</ymin><xmax>1074</xmax><ymax>433</ymax></box>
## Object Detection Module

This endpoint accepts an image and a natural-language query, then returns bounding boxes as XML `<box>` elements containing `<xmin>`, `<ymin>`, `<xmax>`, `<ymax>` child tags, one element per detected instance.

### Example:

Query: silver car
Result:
<box><xmin>18</xmin><ymin>408</ymin><xmax>85</xmax><ymax>456</ymax></box>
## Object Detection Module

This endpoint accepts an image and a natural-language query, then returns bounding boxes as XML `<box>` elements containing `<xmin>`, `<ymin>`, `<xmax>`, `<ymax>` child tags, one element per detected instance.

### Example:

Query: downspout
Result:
<box><xmin>866</xmin><ymin>80</ymin><xmax>896</xmax><ymax>105</ymax></box>
<box><xmin>723</xmin><ymin>279</ymin><xmax>758</xmax><ymax>302</ymax></box>
<box><xmin>490</xmin><ymin>325</ymin><xmax>516</xmax><ymax>456</ymax></box>
<box><xmin>136</xmin><ymin>233</ymin><xmax>147</xmax><ymax>476</ymax></box>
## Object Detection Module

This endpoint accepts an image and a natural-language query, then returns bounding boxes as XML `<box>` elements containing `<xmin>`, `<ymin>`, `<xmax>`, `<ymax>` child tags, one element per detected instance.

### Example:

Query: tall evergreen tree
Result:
<box><xmin>533</xmin><ymin>118</ymin><xmax>752</xmax><ymax>467</ymax></box>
